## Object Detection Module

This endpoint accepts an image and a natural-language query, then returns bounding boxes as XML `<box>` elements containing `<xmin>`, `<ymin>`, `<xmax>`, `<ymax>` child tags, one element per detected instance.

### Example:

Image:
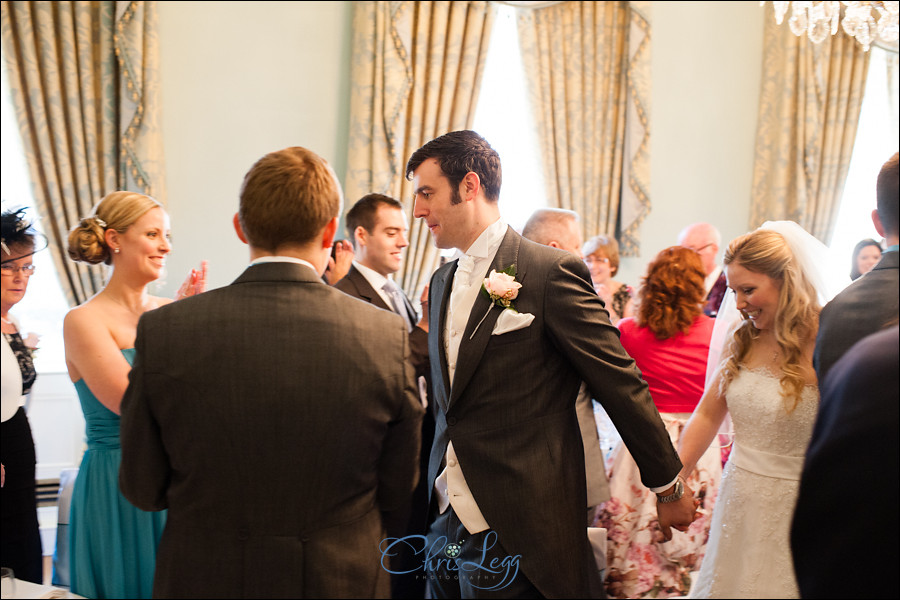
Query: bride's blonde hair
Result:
<box><xmin>719</xmin><ymin>229</ymin><xmax>820</xmax><ymax>412</ymax></box>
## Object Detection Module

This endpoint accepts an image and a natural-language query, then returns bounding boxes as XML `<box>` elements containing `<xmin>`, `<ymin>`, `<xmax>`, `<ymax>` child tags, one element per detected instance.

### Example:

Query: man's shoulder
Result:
<box><xmin>825</xmin><ymin>261</ymin><xmax>899</xmax><ymax>313</ymax></box>
<box><xmin>333</xmin><ymin>266</ymin><xmax>364</xmax><ymax>296</ymax></box>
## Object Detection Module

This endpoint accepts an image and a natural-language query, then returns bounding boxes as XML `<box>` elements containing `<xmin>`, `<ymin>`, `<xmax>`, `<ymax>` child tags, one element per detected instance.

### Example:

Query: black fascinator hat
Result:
<box><xmin>1</xmin><ymin>207</ymin><xmax>48</xmax><ymax>263</ymax></box>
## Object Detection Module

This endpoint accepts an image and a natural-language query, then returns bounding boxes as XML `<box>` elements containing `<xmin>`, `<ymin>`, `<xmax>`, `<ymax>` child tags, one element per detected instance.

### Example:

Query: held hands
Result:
<box><xmin>656</xmin><ymin>479</ymin><xmax>700</xmax><ymax>542</ymax></box>
<box><xmin>175</xmin><ymin>260</ymin><xmax>209</xmax><ymax>300</ymax></box>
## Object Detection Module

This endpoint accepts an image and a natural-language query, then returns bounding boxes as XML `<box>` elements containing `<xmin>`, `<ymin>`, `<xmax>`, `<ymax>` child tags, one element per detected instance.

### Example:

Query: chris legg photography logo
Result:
<box><xmin>380</xmin><ymin>533</ymin><xmax>522</xmax><ymax>591</ymax></box>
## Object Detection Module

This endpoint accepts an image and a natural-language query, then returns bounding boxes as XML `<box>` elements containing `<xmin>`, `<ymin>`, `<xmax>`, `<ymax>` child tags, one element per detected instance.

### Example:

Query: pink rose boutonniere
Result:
<box><xmin>470</xmin><ymin>265</ymin><xmax>523</xmax><ymax>339</ymax></box>
<box><xmin>482</xmin><ymin>266</ymin><xmax>522</xmax><ymax>310</ymax></box>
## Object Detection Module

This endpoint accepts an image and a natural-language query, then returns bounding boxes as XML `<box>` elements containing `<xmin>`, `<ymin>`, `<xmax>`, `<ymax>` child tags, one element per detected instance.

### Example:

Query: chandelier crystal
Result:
<box><xmin>763</xmin><ymin>1</ymin><xmax>900</xmax><ymax>50</ymax></box>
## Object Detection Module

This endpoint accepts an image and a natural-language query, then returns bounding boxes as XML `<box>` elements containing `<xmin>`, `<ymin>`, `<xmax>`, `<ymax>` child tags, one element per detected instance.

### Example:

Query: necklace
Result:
<box><xmin>1</xmin><ymin>316</ymin><xmax>13</xmax><ymax>326</ymax></box>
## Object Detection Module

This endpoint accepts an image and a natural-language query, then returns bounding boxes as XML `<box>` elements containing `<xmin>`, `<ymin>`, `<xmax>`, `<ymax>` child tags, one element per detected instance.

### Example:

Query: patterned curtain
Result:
<box><xmin>517</xmin><ymin>0</ymin><xmax>651</xmax><ymax>257</ymax></box>
<box><xmin>346</xmin><ymin>0</ymin><xmax>495</xmax><ymax>296</ymax></box>
<box><xmin>1</xmin><ymin>1</ymin><xmax>165</xmax><ymax>306</ymax></box>
<box><xmin>750</xmin><ymin>3</ymin><xmax>869</xmax><ymax>243</ymax></box>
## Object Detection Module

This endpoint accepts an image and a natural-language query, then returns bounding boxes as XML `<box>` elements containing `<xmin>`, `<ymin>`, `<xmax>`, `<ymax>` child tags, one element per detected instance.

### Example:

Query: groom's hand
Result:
<box><xmin>656</xmin><ymin>481</ymin><xmax>697</xmax><ymax>541</ymax></box>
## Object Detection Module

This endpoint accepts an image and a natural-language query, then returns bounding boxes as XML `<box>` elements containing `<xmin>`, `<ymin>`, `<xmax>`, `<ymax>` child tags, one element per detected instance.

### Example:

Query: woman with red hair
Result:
<box><xmin>598</xmin><ymin>246</ymin><xmax>722</xmax><ymax>598</ymax></box>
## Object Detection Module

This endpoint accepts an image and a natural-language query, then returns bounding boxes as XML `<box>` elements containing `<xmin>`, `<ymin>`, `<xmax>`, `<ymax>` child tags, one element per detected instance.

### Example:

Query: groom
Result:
<box><xmin>408</xmin><ymin>131</ymin><xmax>695</xmax><ymax>598</ymax></box>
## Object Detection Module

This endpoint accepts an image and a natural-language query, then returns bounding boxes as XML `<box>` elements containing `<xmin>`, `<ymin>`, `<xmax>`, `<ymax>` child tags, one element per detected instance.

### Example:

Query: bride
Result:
<box><xmin>677</xmin><ymin>221</ymin><xmax>837</xmax><ymax>598</ymax></box>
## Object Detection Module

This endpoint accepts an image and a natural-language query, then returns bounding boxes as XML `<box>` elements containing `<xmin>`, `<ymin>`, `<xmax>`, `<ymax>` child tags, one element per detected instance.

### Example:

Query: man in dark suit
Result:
<box><xmin>814</xmin><ymin>151</ymin><xmax>899</xmax><ymax>383</ymax></box>
<box><xmin>677</xmin><ymin>222</ymin><xmax>727</xmax><ymax>317</ymax></box>
<box><xmin>522</xmin><ymin>208</ymin><xmax>611</xmax><ymax>522</ymax></box>
<box><xmin>119</xmin><ymin>147</ymin><xmax>424</xmax><ymax>599</ymax></box>
<box><xmin>334</xmin><ymin>193</ymin><xmax>429</xmax><ymax>380</ymax></box>
<box><xmin>334</xmin><ymin>193</ymin><xmax>433</xmax><ymax>599</ymax></box>
<box><xmin>791</xmin><ymin>325</ymin><xmax>899</xmax><ymax>598</ymax></box>
<box><xmin>407</xmin><ymin>130</ymin><xmax>695</xmax><ymax>598</ymax></box>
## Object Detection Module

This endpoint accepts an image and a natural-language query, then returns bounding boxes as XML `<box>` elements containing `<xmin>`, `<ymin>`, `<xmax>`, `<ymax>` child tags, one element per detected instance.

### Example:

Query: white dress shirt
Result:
<box><xmin>351</xmin><ymin>261</ymin><xmax>395</xmax><ymax>308</ymax></box>
<box><xmin>436</xmin><ymin>218</ymin><xmax>507</xmax><ymax>534</ymax></box>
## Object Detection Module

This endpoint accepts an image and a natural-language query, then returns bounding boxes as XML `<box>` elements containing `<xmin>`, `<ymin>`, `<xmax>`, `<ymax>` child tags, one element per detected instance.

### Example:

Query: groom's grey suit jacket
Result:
<box><xmin>426</xmin><ymin>228</ymin><xmax>681</xmax><ymax>599</ymax></box>
<box><xmin>120</xmin><ymin>262</ymin><xmax>424</xmax><ymax>599</ymax></box>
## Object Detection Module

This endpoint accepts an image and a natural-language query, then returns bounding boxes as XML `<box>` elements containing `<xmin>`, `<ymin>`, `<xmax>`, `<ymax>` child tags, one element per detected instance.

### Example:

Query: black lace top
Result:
<box><xmin>4</xmin><ymin>331</ymin><xmax>36</xmax><ymax>395</ymax></box>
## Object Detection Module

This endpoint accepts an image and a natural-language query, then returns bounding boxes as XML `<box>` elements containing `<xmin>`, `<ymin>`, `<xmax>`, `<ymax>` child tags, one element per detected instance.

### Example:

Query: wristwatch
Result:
<box><xmin>656</xmin><ymin>477</ymin><xmax>685</xmax><ymax>504</ymax></box>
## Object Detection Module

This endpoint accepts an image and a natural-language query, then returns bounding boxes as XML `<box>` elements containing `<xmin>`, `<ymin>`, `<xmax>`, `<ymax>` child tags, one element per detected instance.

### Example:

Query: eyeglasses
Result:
<box><xmin>584</xmin><ymin>256</ymin><xmax>610</xmax><ymax>265</ymax></box>
<box><xmin>687</xmin><ymin>243</ymin><xmax>715</xmax><ymax>253</ymax></box>
<box><xmin>0</xmin><ymin>264</ymin><xmax>36</xmax><ymax>277</ymax></box>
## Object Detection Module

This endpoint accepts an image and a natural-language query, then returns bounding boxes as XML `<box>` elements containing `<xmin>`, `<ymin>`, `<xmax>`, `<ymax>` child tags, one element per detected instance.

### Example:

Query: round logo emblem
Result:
<box><xmin>444</xmin><ymin>543</ymin><xmax>461</xmax><ymax>558</ymax></box>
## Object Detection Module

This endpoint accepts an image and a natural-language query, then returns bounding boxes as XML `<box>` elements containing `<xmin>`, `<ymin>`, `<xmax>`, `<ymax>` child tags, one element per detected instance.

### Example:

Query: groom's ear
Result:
<box><xmin>233</xmin><ymin>213</ymin><xmax>249</xmax><ymax>245</ymax></box>
<box><xmin>461</xmin><ymin>171</ymin><xmax>481</xmax><ymax>202</ymax></box>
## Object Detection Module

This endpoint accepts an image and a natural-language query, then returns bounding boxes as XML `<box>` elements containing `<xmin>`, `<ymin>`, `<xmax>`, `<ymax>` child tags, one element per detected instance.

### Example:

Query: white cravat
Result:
<box><xmin>382</xmin><ymin>279</ymin><xmax>414</xmax><ymax>332</ymax></box>
<box><xmin>436</xmin><ymin>218</ymin><xmax>507</xmax><ymax>534</ymax></box>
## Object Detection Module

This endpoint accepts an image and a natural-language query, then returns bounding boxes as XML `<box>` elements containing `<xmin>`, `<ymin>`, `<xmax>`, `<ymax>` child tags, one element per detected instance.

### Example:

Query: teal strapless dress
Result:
<box><xmin>69</xmin><ymin>349</ymin><xmax>166</xmax><ymax>599</ymax></box>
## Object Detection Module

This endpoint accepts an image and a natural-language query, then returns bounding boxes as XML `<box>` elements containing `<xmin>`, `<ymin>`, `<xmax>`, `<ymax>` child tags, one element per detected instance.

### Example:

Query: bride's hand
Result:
<box><xmin>175</xmin><ymin>260</ymin><xmax>209</xmax><ymax>300</ymax></box>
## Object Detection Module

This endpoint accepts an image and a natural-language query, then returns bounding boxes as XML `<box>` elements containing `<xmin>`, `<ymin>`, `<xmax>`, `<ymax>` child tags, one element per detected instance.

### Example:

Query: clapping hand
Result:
<box><xmin>418</xmin><ymin>283</ymin><xmax>429</xmax><ymax>332</ymax></box>
<box><xmin>175</xmin><ymin>260</ymin><xmax>208</xmax><ymax>300</ymax></box>
<box><xmin>324</xmin><ymin>240</ymin><xmax>354</xmax><ymax>285</ymax></box>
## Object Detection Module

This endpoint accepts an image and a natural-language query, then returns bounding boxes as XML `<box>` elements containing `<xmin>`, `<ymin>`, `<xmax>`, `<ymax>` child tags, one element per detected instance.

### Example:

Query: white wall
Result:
<box><xmin>618</xmin><ymin>0</ymin><xmax>765</xmax><ymax>285</ymax></box>
<box><xmin>155</xmin><ymin>1</ymin><xmax>353</xmax><ymax>295</ymax></box>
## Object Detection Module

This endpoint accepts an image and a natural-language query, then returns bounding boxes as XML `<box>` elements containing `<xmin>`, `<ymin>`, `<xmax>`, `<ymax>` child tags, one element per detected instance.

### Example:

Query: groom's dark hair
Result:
<box><xmin>405</xmin><ymin>130</ymin><xmax>502</xmax><ymax>203</ymax></box>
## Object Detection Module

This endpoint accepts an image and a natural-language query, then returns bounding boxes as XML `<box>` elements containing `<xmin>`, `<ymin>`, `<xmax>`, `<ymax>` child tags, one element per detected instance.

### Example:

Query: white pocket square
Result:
<box><xmin>492</xmin><ymin>309</ymin><xmax>535</xmax><ymax>335</ymax></box>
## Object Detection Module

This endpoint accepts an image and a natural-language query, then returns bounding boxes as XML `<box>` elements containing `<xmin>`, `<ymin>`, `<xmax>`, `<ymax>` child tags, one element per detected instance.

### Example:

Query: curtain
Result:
<box><xmin>749</xmin><ymin>3</ymin><xmax>869</xmax><ymax>243</ymax></box>
<box><xmin>518</xmin><ymin>0</ymin><xmax>651</xmax><ymax>256</ymax></box>
<box><xmin>1</xmin><ymin>1</ymin><xmax>165</xmax><ymax>306</ymax></box>
<box><xmin>346</xmin><ymin>0</ymin><xmax>494</xmax><ymax>296</ymax></box>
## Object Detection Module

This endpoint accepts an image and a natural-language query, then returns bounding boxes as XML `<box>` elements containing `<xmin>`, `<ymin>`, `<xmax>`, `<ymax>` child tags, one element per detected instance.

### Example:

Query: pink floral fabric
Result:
<box><xmin>596</xmin><ymin>414</ymin><xmax>722</xmax><ymax>598</ymax></box>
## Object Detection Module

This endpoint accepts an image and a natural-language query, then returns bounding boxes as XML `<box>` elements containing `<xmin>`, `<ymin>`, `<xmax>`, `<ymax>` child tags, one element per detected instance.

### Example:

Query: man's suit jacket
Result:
<box><xmin>704</xmin><ymin>271</ymin><xmax>728</xmax><ymax>318</ymax></box>
<box><xmin>119</xmin><ymin>262</ymin><xmax>424</xmax><ymax>599</ymax></box>
<box><xmin>334</xmin><ymin>265</ymin><xmax>429</xmax><ymax>379</ymax></box>
<box><xmin>814</xmin><ymin>251</ymin><xmax>899</xmax><ymax>382</ymax></box>
<box><xmin>334</xmin><ymin>263</ymin><xmax>435</xmax><ymax>598</ymax></box>
<box><xmin>426</xmin><ymin>228</ymin><xmax>681</xmax><ymax>598</ymax></box>
<box><xmin>792</xmin><ymin>325</ymin><xmax>899</xmax><ymax>599</ymax></box>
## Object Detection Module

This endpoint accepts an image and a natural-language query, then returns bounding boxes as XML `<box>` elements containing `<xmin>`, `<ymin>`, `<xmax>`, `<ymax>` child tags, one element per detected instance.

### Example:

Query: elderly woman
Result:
<box><xmin>597</xmin><ymin>246</ymin><xmax>721</xmax><ymax>598</ymax></box>
<box><xmin>582</xmin><ymin>234</ymin><xmax>634</xmax><ymax>324</ymax></box>
<box><xmin>1</xmin><ymin>208</ymin><xmax>47</xmax><ymax>584</ymax></box>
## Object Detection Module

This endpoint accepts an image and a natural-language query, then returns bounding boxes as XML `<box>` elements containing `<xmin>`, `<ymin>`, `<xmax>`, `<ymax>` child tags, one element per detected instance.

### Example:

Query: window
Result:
<box><xmin>1</xmin><ymin>49</ymin><xmax>69</xmax><ymax>373</ymax></box>
<box><xmin>472</xmin><ymin>4</ymin><xmax>545</xmax><ymax>232</ymax></box>
<box><xmin>828</xmin><ymin>47</ymin><xmax>899</xmax><ymax>266</ymax></box>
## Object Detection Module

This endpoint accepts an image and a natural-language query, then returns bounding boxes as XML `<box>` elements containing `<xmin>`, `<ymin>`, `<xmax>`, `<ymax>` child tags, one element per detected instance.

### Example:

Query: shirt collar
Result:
<box><xmin>884</xmin><ymin>244</ymin><xmax>899</xmax><ymax>253</ymax></box>
<box><xmin>250</xmin><ymin>255</ymin><xmax>318</xmax><ymax>274</ymax></box>
<box><xmin>352</xmin><ymin>260</ymin><xmax>392</xmax><ymax>291</ymax></box>
<box><xmin>456</xmin><ymin>218</ymin><xmax>507</xmax><ymax>262</ymax></box>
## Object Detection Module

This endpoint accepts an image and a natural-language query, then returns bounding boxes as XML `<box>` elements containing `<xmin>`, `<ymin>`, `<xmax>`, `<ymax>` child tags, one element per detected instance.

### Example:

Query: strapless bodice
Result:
<box><xmin>73</xmin><ymin>348</ymin><xmax>135</xmax><ymax>451</ymax></box>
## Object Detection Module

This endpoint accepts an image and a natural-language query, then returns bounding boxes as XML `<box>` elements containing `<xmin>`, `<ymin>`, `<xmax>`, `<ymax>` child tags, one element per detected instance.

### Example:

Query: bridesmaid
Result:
<box><xmin>64</xmin><ymin>191</ymin><xmax>206</xmax><ymax>598</ymax></box>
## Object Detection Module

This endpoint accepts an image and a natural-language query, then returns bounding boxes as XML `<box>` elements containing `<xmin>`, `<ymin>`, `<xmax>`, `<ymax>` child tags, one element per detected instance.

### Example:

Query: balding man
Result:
<box><xmin>522</xmin><ymin>208</ymin><xmax>611</xmax><ymax>523</ymax></box>
<box><xmin>677</xmin><ymin>222</ymin><xmax>727</xmax><ymax>317</ymax></box>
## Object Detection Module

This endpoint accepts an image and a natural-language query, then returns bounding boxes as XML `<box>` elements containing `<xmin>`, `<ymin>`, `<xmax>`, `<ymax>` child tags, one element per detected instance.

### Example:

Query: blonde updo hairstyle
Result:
<box><xmin>719</xmin><ymin>229</ymin><xmax>820</xmax><ymax>412</ymax></box>
<box><xmin>67</xmin><ymin>192</ymin><xmax>162</xmax><ymax>265</ymax></box>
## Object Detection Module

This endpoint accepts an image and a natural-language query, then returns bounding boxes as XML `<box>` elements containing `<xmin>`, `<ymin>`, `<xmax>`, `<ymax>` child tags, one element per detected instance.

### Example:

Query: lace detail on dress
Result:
<box><xmin>689</xmin><ymin>368</ymin><xmax>818</xmax><ymax>599</ymax></box>
<box><xmin>3</xmin><ymin>332</ymin><xmax>36</xmax><ymax>395</ymax></box>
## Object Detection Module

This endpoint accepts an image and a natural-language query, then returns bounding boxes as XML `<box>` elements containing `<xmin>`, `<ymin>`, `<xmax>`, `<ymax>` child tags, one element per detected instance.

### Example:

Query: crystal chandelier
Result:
<box><xmin>763</xmin><ymin>1</ymin><xmax>900</xmax><ymax>50</ymax></box>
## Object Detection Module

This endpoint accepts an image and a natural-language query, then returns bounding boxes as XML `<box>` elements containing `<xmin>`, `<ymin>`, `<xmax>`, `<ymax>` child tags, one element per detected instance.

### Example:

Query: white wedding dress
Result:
<box><xmin>689</xmin><ymin>367</ymin><xmax>818</xmax><ymax>599</ymax></box>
